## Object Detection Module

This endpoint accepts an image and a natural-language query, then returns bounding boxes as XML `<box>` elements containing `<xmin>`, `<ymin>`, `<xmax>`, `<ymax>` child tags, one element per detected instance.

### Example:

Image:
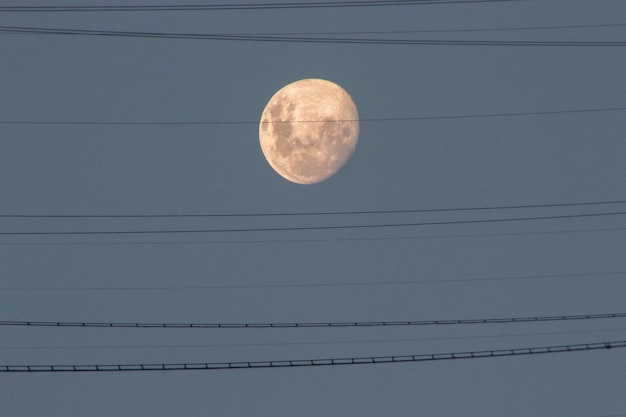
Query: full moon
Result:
<box><xmin>259</xmin><ymin>78</ymin><xmax>359</xmax><ymax>184</ymax></box>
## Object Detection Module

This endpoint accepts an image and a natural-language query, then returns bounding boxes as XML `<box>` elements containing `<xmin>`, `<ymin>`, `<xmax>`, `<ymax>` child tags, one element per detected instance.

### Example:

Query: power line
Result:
<box><xmin>2</xmin><ymin>106</ymin><xmax>624</xmax><ymax>126</ymax></box>
<box><xmin>1</xmin><ymin>26</ymin><xmax>624</xmax><ymax>47</ymax></box>
<box><xmin>2</xmin><ymin>199</ymin><xmax>625</xmax><ymax>219</ymax></box>
<box><xmin>3</xmin><ymin>327</ymin><xmax>625</xmax><ymax>350</ymax></box>
<box><xmin>0</xmin><ymin>1</ymin><xmax>528</xmax><ymax>12</ymax></box>
<box><xmin>2</xmin><ymin>340</ymin><xmax>623</xmax><ymax>372</ymax></box>
<box><xmin>588</xmin><ymin>414</ymin><xmax>626</xmax><ymax>417</ymax></box>
<box><xmin>2</xmin><ymin>312</ymin><xmax>624</xmax><ymax>329</ymax></box>
<box><xmin>250</xmin><ymin>22</ymin><xmax>626</xmax><ymax>36</ymax></box>
<box><xmin>1</xmin><ymin>210</ymin><xmax>625</xmax><ymax>236</ymax></box>
<box><xmin>1</xmin><ymin>271</ymin><xmax>623</xmax><ymax>292</ymax></box>
<box><xmin>1</xmin><ymin>226</ymin><xmax>623</xmax><ymax>247</ymax></box>
<box><xmin>2</xmin><ymin>200</ymin><xmax>625</xmax><ymax>219</ymax></box>
<box><xmin>4</xmin><ymin>22</ymin><xmax>623</xmax><ymax>39</ymax></box>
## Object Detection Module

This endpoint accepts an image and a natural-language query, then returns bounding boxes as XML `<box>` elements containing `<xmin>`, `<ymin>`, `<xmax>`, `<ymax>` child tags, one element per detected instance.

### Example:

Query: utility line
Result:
<box><xmin>1</xmin><ymin>26</ymin><xmax>624</xmax><ymax>47</ymax></box>
<box><xmin>1</xmin><ymin>226</ymin><xmax>623</xmax><ymax>247</ymax></box>
<box><xmin>1</xmin><ymin>199</ymin><xmax>625</xmax><ymax>219</ymax></box>
<box><xmin>2</xmin><ymin>340</ymin><xmax>623</xmax><ymax>372</ymax></box>
<box><xmin>2</xmin><ymin>106</ymin><xmax>624</xmax><ymax>126</ymax></box>
<box><xmin>3</xmin><ymin>327</ymin><xmax>625</xmax><ymax>351</ymax></box>
<box><xmin>4</xmin><ymin>22</ymin><xmax>623</xmax><ymax>39</ymax></box>
<box><xmin>1</xmin><ymin>210</ymin><xmax>625</xmax><ymax>236</ymax></box>
<box><xmin>250</xmin><ymin>22</ymin><xmax>626</xmax><ymax>36</ymax></box>
<box><xmin>2</xmin><ymin>312</ymin><xmax>624</xmax><ymax>329</ymax></box>
<box><xmin>0</xmin><ymin>1</ymin><xmax>528</xmax><ymax>13</ymax></box>
<box><xmin>587</xmin><ymin>414</ymin><xmax>626</xmax><ymax>417</ymax></box>
<box><xmin>1</xmin><ymin>271</ymin><xmax>623</xmax><ymax>292</ymax></box>
<box><xmin>1</xmin><ymin>22</ymin><xmax>624</xmax><ymax>39</ymax></box>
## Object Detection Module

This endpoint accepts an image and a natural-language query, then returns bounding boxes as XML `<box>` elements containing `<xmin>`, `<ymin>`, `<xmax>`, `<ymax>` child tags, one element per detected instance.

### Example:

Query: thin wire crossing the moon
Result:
<box><xmin>2</xmin><ymin>312</ymin><xmax>624</xmax><ymax>329</ymax></box>
<box><xmin>1</xmin><ymin>210</ymin><xmax>625</xmax><ymax>236</ymax></box>
<box><xmin>2</xmin><ymin>340</ymin><xmax>624</xmax><ymax>372</ymax></box>
<box><xmin>2</xmin><ymin>105</ymin><xmax>624</xmax><ymax>126</ymax></box>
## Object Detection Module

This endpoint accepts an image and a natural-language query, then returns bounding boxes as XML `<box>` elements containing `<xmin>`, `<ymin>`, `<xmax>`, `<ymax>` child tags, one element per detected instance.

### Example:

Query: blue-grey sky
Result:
<box><xmin>1</xmin><ymin>1</ymin><xmax>625</xmax><ymax>416</ymax></box>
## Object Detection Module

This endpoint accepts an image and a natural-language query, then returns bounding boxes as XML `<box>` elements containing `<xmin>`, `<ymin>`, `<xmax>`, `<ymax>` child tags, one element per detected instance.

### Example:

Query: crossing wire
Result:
<box><xmin>1</xmin><ymin>271</ymin><xmax>624</xmax><ymax>292</ymax></box>
<box><xmin>1</xmin><ymin>106</ymin><xmax>625</xmax><ymax>126</ymax></box>
<box><xmin>1</xmin><ymin>226</ymin><xmax>624</xmax><ymax>247</ymax></box>
<box><xmin>3</xmin><ymin>327</ymin><xmax>625</xmax><ymax>351</ymax></box>
<box><xmin>0</xmin><ymin>1</ymin><xmax>528</xmax><ymax>12</ymax></box>
<box><xmin>2</xmin><ymin>312</ymin><xmax>624</xmax><ymax>329</ymax></box>
<box><xmin>1</xmin><ymin>26</ymin><xmax>624</xmax><ymax>47</ymax></box>
<box><xmin>2</xmin><ymin>340</ymin><xmax>624</xmax><ymax>372</ymax></box>
<box><xmin>249</xmin><ymin>22</ymin><xmax>626</xmax><ymax>35</ymax></box>
<box><xmin>1</xmin><ymin>210</ymin><xmax>625</xmax><ymax>236</ymax></box>
<box><xmin>1</xmin><ymin>199</ymin><xmax>625</xmax><ymax>219</ymax></box>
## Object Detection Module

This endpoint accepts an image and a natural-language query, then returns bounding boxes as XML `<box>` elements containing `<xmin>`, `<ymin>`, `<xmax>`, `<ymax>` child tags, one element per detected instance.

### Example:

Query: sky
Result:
<box><xmin>0</xmin><ymin>0</ymin><xmax>625</xmax><ymax>416</ymax></box>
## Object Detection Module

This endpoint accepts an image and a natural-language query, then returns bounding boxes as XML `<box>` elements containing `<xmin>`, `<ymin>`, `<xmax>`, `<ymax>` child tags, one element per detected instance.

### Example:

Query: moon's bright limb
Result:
<box><xmin>259</xmin><ymin>78</ymin><xmax>359</xmax><ymax>184</ymax></box>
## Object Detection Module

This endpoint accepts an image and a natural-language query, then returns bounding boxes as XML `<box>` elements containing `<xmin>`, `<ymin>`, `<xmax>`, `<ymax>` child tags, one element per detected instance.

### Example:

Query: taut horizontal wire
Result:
<box><xmin>1</xmin><ymin>210</ymin><xmax>625</xmax><ymax>236</ymax></box>
<box><xmin>250</xmin><ymin>22</ymin><xmax>626</xmax><ymax>36</ymax></box>
<box><xmin>2</xmin><ymin>271</ymin><xmax>623</xmax><ymax>292</ymax></box>
<box><xmin>3</xmin><ymin>327</ymin><xmax>625</xmax><ymax>350</ymax></box>
<box><xmin>2</xmin><ymin>312</ymin><xmax>624</xmax><ymax>329</ymax></box>
<box><xmin>1</xmin><ymin>226</ymin><xmax>624</xmax><ymax>246</ymax></box>
<box><xmin>0</xmin><ymin>0</ymin><xmax>527</xmax><ymax>12</ymax></box>
<box><xmin>1</xmin><ymin>271</ymin><xmax>624</xmax><ymax>292</ymax></box>
<box><xmin>1</xmin><ymin>106</ymin><xmax>624</xmax><ymax>126</ymax></box>
<box><xmin>1</xmin><ymin>26</ymin><xmax>625</xmax><ymax>47</ymax></box>
<box><xmin>2</xmin><ymin>340</ymin><xmax>624</xmax><ymax>372</ymax></box>
<box><xmin>2</xmin><ymin>199</ymin><xmax>624</xmax><ymax>219</ymax></box>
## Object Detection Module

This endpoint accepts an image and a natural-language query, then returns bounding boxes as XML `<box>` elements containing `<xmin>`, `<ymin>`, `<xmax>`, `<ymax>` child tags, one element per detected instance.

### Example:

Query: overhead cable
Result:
<box><xmin>0</xmin><ymin>1</ymin><xmax>528</xmax><ymax>13</ymax></box>
<box><xmin>1</xmin><ymin>226</ymin><xmax>624</xmax><ymax>247</ymax></box>
<box><xmin>1</xmin><ymin>271</ymin><xmax>623</xmax><ymax>292</ymax></box>
<box><xmin>1</xmin><ymin>199</ymin><xmax>625</xmax><ymax>219</ymax></box>
<box><xmin>1</xmin><ymin>26</ymin><xmax>624</xmax><ymax>47</ymax></box>
<box><xmin>2</xmin><ymin>106</ymin><xmax>624</xmax><ymax>126</ymax></box>
<box><xmin>1</xmin><ymin>210</ymin><xmax>625</xmax><ymax>236</ymax></box>
<box><xmin>251</xmin><ymin>22</ymin><xmax>626</xmax><ymax>35</ymax></box>
<box><xmin>1</xmin><ymin>22</ymin><xmax>625</xmax><ymax>41</ymax></box>
<box><xmin>2</xmin><ymin>312</ymin><xmax>624</xmax><ymax>329</ymax></box>
<box><xmin>4</xmin><ymin>327</ymin><xmax>625</xmax><ymax>351</ymax></box>
<box><xmin>2</xmin><ymin>340</ymin><xmax>624</xmax><ymax>372</ymax></box>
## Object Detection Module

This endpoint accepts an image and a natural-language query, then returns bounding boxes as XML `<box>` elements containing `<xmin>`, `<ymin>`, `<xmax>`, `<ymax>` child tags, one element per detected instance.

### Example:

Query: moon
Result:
<box><xmin>259</xmin><ymin>78</ymin><xmax>359</xmax><ymax>184</ymax></box>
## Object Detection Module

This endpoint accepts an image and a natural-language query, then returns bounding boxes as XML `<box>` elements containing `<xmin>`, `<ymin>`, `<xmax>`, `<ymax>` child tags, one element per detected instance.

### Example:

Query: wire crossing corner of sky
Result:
<box><xmin>1</xmin><ymin>340</ymin><xmax>624</xmax><ymax>372</ymax></box>
<box><xmin>2</xmin><ymin>312</ymin><xmax>625</xmax><ymax>329</ymax></box>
